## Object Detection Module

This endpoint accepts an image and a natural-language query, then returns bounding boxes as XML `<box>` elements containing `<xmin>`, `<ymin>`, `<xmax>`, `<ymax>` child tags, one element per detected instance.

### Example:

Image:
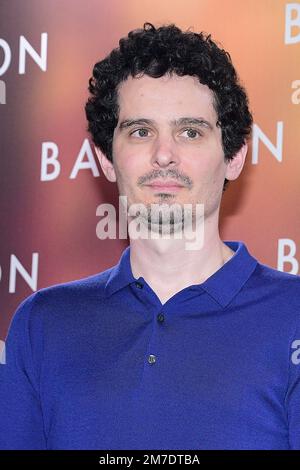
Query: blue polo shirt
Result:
<box><xmin>1</xmin><ymin>240</ymin><xmax>300</xmax><ymax>450</ymax></box>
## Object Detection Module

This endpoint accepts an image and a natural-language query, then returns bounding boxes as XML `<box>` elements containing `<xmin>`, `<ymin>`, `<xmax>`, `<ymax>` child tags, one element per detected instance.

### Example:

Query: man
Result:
<box><xmin>0</xmin><ymin>23</ymin><xmax>300</xmax><ymax>450</ymax></box>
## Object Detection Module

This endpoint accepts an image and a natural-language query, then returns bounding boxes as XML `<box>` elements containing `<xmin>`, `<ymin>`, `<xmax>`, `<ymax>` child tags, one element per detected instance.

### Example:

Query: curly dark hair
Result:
<box><xmin>85</xmin><ymin>22</ymin><xmax>253</xmax><ymax>191</ymax></box>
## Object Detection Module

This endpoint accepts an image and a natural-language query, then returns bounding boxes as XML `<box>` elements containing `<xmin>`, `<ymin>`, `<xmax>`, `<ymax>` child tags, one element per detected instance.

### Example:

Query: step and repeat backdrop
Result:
<box><xmin>0</xmin><ymin>0</ymin><xmax>299</xmax><ymax>344</ymax></box>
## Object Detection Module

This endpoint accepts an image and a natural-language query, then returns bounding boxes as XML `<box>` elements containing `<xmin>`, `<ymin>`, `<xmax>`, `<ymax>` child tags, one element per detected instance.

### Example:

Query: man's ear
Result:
<box><xmin>225</xmin><ymin>142</ymin><xmax>248</xmax><ymax>181</ymax></box>
<box><xmin>94</xmin><ymin>146</ymin><xmax>116</xmax><ymax>183</ymax></box>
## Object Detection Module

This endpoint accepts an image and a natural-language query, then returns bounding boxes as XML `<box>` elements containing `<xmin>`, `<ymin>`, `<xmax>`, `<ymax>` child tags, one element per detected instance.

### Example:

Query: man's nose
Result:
<box><xmin>150</xmin><ymin>136</ymin><xmax>180</xmax><ymax>168</ymax></box>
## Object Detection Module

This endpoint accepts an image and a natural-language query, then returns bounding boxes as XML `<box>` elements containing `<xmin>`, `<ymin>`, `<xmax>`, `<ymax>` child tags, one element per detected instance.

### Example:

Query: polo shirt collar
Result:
<box><xmin>104</xmin><ymin>241</ymin><xmax>258</xmax><ymax>308</ymax></box>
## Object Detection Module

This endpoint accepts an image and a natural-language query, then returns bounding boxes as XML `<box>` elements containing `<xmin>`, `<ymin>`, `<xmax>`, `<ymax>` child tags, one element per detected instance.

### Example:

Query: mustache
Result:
<box><xmin>137</xmin><ymin>170</ymin><xmax>193</xmax><ymax>188</ymax></box>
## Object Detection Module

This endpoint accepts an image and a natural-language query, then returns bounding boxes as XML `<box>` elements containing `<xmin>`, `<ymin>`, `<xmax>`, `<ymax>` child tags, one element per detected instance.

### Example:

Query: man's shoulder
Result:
<box><xmin>12</xmin><ymin>265</ymin><xmax>115</xmax><ymax>323</ymax></box>
<box><xmin>254</xmin><ymin>261</ymin><xmax>300</xmax><ymax>288</ymax></box>
<box><xmin>37</xmin><ymin>264</ymin><xmax>115</xmax><ymax>305</ymax></box>
<box><xmin>38</xmin><ymin>266</ymin><xmax>113</xmax><ymax>297</ymax></box>
<box><xmin>4</xmin><ymin>265</ymin><xmax>117</xmax><ymax>347</ymax></box>
<box><xmin>250</xmin><ymin>260</ymin><xmax>300</xmax><ymax>307</ymax></box>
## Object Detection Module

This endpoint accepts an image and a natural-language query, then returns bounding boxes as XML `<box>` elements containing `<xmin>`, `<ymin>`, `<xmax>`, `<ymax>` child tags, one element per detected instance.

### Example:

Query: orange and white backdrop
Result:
<box><xmin>0</xmin><ymin>0</ymin><xmax>300</xmax><ymax>343</ymax></box>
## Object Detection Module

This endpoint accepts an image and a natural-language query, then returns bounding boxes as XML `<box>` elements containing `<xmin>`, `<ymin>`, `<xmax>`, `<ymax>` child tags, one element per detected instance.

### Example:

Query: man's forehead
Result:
<box><xmin>117</xmin><ymin>74</ymin><xmax>216</xmax><ymax>119</ymax></box>
<box><xmin>118</xmin><ymin>75</ymin><xmax>214</xmax><ymax>111</ymax></box>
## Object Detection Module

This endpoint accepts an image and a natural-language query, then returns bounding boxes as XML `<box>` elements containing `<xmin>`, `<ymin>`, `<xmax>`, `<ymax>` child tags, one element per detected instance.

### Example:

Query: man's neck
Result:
<box><xmin>129</xmin><ymin>231</ymin><xmax>235</xmax><ymax>305</ymax></box>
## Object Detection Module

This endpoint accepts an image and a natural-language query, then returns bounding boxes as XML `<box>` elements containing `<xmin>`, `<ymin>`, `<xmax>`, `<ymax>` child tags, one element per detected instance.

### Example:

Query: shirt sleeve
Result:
<box><xmin>286</xmin><ymin>316</ymin><xmax>300</xmax><ymax>450</ymax></box>
<box><xmin>0</xmin><ymin>292</ymin><xmax>47</xmax><ymax>449</ymax></box>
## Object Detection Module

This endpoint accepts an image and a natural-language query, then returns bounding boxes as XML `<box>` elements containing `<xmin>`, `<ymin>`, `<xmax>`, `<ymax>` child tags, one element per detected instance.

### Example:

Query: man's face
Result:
<box><xmin>99</xmin><ymin>73</ymin><xmax>244</xmax><ymax>233</ymax></box>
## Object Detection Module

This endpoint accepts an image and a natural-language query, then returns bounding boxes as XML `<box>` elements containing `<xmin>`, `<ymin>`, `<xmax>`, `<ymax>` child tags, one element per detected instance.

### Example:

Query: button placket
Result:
<box><xmin>132</xmin><ymin>279</ymin><xmax>169</xmax><ymax>370</ymax></box>
<box><xmin>144</xmin><ymin>310</ymin><xmax>168</xmax><ymax>368</ymax></box>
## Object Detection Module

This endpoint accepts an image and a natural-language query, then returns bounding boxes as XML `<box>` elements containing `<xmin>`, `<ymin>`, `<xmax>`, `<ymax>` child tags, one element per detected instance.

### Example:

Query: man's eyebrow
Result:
<box><xmin>118</xmin><ymin>118</ymin><xmax>153</xmax><ymax>131</ymax></box>
<box><xmin>173</xmin><ymin>117</ymin><xmax>214</xmax><ymax>130</ymax></box>
<box><xmin>118</xmin><ymin>117</ymin><xmax>214</xmax><ymax>131</ymax></box>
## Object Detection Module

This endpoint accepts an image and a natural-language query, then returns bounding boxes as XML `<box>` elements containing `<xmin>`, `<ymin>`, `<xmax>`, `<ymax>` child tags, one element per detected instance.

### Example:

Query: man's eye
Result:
<box><xmin>181</xmin><ymin>128</ymin><xmax>202</xmax><ymax>139</ymax></box>
<box><xmin>130</xmin><ymin>128</ymin><xmax>150</xmax><ymax>138</ymax></box>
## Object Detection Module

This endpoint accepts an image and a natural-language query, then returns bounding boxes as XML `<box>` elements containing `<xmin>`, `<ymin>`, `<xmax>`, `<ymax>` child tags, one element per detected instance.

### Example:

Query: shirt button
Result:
<box><xmin>135</xmin><ymin>282</ymin><xmax>143</xmax><ymax>289</ymax></box>
<box><xmin>157</xmin><ymin>313</ymin><xmax>165</xmax><ymax>323</ymax></box>
<box><xmin>148</xmin><ymin>354</ymin><xmax>156</xmax><ymax>365</ymax></box>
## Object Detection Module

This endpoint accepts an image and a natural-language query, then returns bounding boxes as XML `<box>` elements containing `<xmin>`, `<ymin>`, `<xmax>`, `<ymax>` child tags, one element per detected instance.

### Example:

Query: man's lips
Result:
<box><xmin>145</xmin><ymin>180</ymin><xmax>185</xmax><ymax>188</ymax></box>
<box><xmin>145</xmin><ymin>181</ymin><xmax>185</xmax><ymax>192</ymax></box>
